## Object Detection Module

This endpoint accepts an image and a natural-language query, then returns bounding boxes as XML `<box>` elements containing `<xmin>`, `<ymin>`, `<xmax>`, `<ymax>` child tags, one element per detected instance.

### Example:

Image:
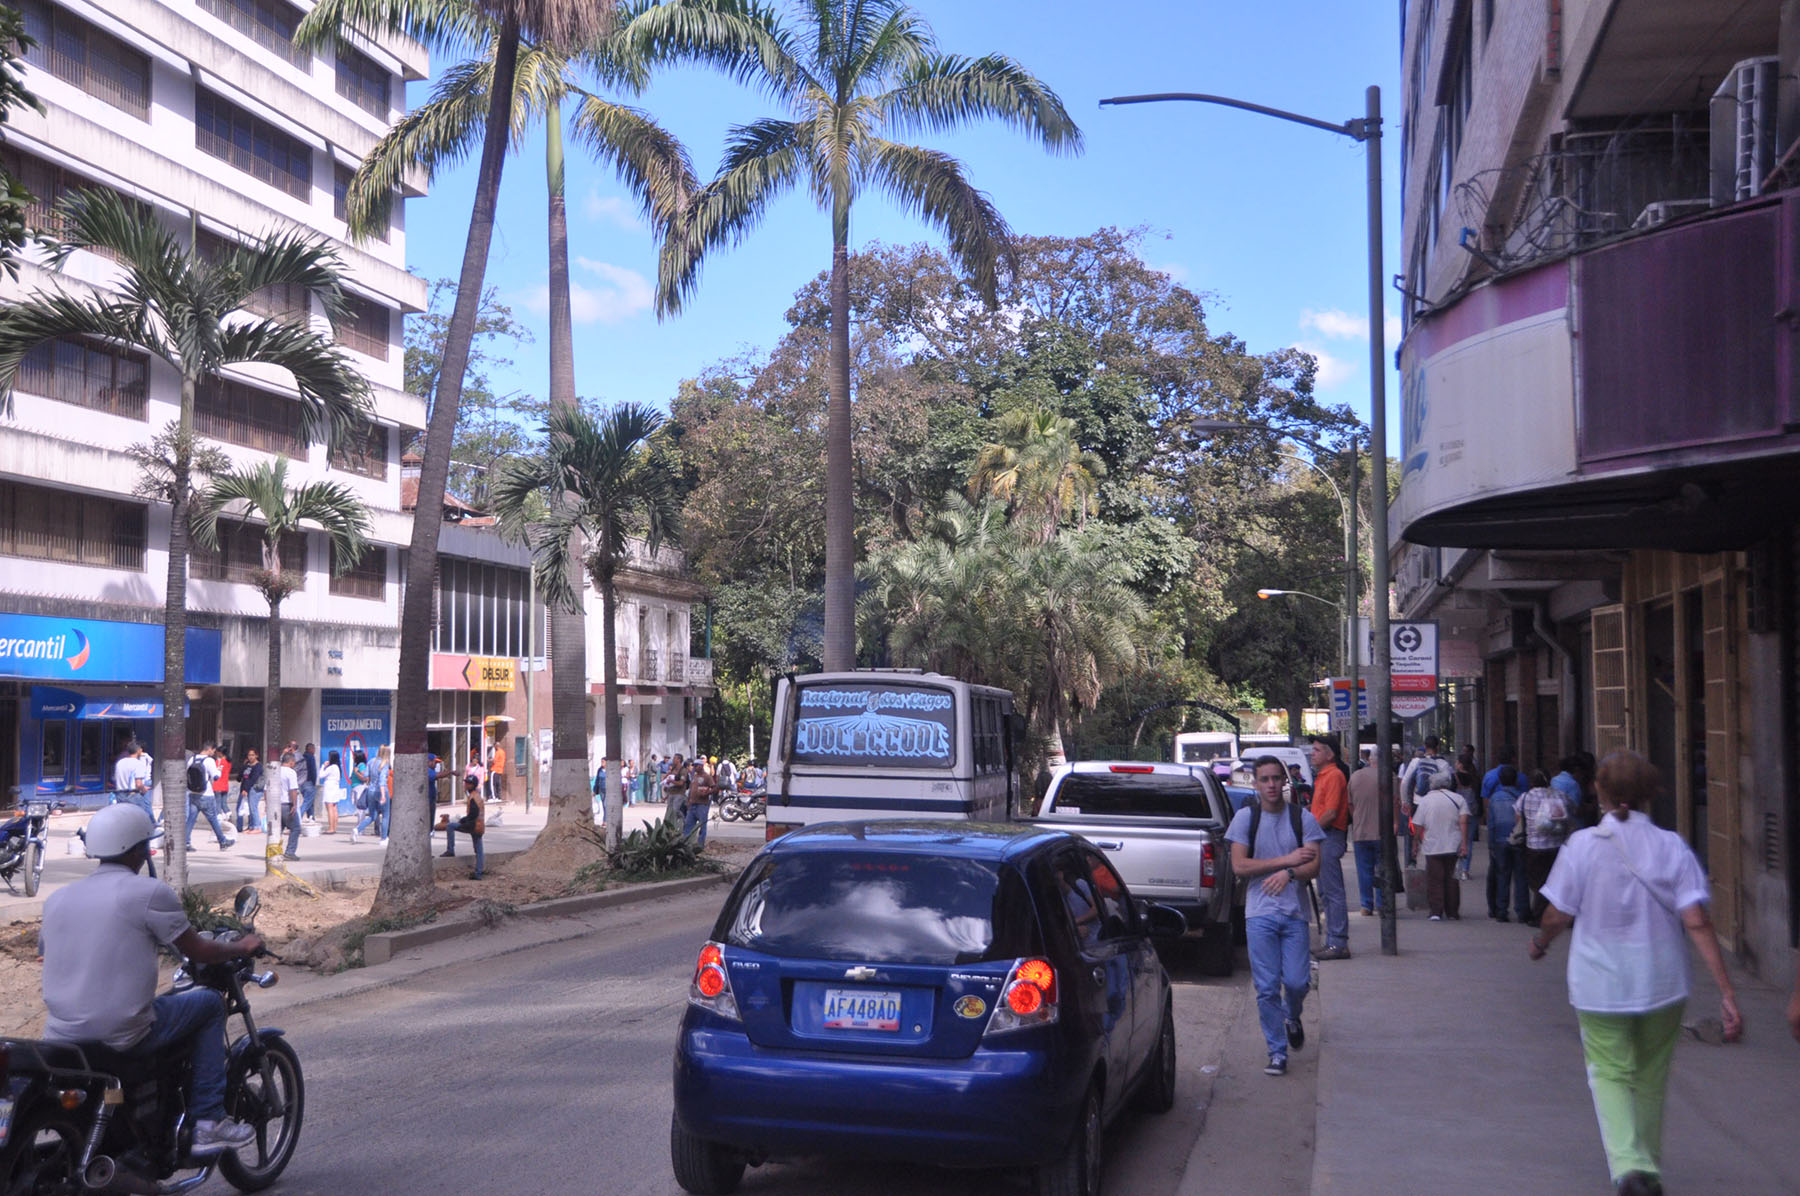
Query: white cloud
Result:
<box><xmin>520</xmin><ymin>259</ymin><xmax>653</xmax><ymax>324</ymax></box>
<box><xmin>583</xmin><ymin>189</ymin><xmax>643</xmax><ymax>232</ymax></box>
<box><xmin>1296</xmin><ymin>341</ymin><xmax>1356</xmax><ymax>389</ymax></box>
<box><xmin>1299</xmin><ymin>306</ymin><xmax>1405</xmax><ymax>347</ymax></box>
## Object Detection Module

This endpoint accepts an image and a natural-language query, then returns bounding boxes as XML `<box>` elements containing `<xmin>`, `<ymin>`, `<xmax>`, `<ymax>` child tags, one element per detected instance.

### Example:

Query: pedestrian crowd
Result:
<box><xmin>1260</xmin><ymin>731</ymin><xmax>1779</xmax><ymax>1196</ymax></box>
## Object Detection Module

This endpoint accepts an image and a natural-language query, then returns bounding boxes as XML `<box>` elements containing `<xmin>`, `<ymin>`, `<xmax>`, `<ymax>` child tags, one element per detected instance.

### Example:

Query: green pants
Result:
<box><xmin>1576</xmin><ymin>1001</ymin><xmax>1685</xmax><ymax>1181</ymax></box>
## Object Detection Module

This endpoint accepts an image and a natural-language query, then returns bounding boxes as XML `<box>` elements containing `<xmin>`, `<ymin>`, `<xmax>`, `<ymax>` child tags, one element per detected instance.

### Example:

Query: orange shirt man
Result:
<box><xmin>1308</xmin><ymin>735</ymin><xmax>1353</xmax><ymax>960</ymax></box>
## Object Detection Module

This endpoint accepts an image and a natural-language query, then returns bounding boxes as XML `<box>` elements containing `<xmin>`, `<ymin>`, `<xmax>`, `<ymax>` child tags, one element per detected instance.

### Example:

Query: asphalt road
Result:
<box><xmin>243</xmin><ymin>888</ymin><xmax>1241</xmax><ymax>1196</ymax></box>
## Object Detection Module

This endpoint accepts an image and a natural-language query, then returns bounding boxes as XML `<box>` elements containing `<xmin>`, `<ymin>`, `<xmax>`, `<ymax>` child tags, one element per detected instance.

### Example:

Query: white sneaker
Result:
<box><xmin>379</xmin><ymin>838</ymin><xmax>388</xmax><ymax>846</ymax></box>
<box><xmin>192</xmin><ymin>1118</ymin><xmax>256</xmax><ymax>1155</ymax></box>
<box><xmin>350</xmin><ymin>831</ymin><xmax>360</xmax><ymax>844</ymax></box>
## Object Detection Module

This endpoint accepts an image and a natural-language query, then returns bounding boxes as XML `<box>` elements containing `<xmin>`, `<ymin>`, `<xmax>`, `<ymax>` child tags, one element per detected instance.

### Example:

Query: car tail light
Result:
<box><xmin>688</xmin><ymin>941</ymin><xmax>740</xmax><ymax>1021</ymax></box>
<box><xmin>766</xmin><ymin>822</ymin><xmax>800</xmax><ymax>842</ymax></box>
<box><xmin>1201</xmin><ymin>840</ymin><xmax>1216</xmax><ymax>889</ymax></box>
<box><xmin>1108</xmin><ymin>765</ymin><xmax>1154</xmax><ymax>774</ymax></box>
<box><xmin>985</xmin><ymin>957</ymin><xmax>1059</xmax><ymax>1036</ymax></box>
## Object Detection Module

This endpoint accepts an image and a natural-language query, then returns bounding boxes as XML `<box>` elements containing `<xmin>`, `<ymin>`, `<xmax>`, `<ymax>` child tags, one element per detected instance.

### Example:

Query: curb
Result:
<box><xmin>361</xmin><ymin>871</ymin><xmax>732</xmax><ymax>964</ymax></box>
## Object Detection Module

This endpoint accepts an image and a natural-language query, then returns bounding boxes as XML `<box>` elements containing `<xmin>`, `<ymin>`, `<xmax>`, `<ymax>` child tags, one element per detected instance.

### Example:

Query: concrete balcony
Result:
<box><xmin>685</xmin><ymin>657</ymin><xmax>714</xmax><ymax>687</ymax></box>
<box><xmin>621</xmin><ymin>539</ymin><xmax>686</xmax><ymax>576</ymax></box>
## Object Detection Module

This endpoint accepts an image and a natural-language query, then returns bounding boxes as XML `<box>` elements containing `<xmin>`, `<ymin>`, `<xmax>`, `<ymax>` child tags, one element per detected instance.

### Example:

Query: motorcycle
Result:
<box><xmin>0</xmin><ymin>800</ymin><xmax>54</xmax><ymax>898</ymax></box>
<box><xmin>0</xmin><ymin>886</ymin><xmax>302</xmax><ymax>1195</ymax></box>
<box><xmin>717</xmin><ymin>784</ymin><xmax>765</xmax><ymax>823</ymax></box>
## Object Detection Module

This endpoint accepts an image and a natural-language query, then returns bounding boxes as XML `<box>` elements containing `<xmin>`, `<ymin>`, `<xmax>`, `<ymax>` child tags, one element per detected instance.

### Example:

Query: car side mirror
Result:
<box><xmin>1141</xmin><ymin>902</ymin><xmax>1188</xmax><ymax>941</ymax></box>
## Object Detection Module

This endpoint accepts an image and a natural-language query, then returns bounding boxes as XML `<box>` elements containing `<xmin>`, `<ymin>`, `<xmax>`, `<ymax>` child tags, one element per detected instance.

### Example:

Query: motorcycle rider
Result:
<box><xmin>40</xmin><ymin>804</ymin><xmax>263</xmax><ymax>1155</ymax></box>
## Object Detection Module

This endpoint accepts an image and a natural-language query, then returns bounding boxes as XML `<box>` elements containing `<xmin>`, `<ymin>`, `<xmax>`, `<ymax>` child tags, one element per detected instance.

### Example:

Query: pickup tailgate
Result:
<box><xmin>1036</xmin><ymin>813</ymin><xmax>1220</xmax><ymax>908</ymax></box>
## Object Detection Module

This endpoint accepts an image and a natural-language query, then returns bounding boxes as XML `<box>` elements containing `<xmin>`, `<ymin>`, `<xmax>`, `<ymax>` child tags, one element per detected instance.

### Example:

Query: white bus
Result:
<box><xmin>763</xmin><ymin>670</ymin><xmax>1020</xmax><ymax>839</ymax></box>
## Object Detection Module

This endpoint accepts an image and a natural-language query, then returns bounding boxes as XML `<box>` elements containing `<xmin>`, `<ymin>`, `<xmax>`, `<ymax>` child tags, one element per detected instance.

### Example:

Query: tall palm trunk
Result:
<box><xmin>598</xmin><ymin>566</ymin><xmax>625</xmax><ymax>851</ymax></box>
<box><xmin>381</xmin><ymin>14</ymin><xmax>522</xmax><ymax>914</ymax></box>
<box><xmin>542</xmin><ymin>99</ymin><xmax>593</xmax><ymax>841</ymax></box>
<box><xmin>159</xmin><ymin>375</ymin><xmax>196</xmax><ymax>889</ymax></box>
<box><xmin>821</xmin><ymin>205</ymin><xmax>855</xmax><ymax>671</ymax></box>
<box><xmin>264</xmin><ymin>594</ymin><xmax>284</xmax><ymax>874</ymax></box>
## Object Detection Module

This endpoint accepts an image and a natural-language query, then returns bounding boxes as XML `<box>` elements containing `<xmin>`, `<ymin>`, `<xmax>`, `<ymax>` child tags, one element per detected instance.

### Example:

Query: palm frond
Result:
<box><xmin>656</xmin><ymin>118</ymin><xmax>806</xmax><ymax>315</ymax></box>
<box><xmin>43</xmin><ymin>189</ymin><xmax>185</xmax><ymax>288</ymax></box>
<box><xmin>194</xmin><ymin>460</ymin><xmax>290</xmax><ymax>552</ymax></box>
<box><xmin>218</xmin><ymin>227</ymin><xmax>354</xmax><ymax>326</ymax></box>
<box><xmin>215</xmin><ymin>320</ymin><xmax>372</xmax><ymax>448</ymax></box>
<box><xmin>842</xmin><ymin>2</ymin><xmax>932</xmax><ymax>89</ymax></box>
<box><xmin>620</xmin><ymin>0</ymin><xmax>814</xmax><ymax>99</ymax></box>
<box><xmin>565</xmin><ymin>95</ymin><xmax>699</xmax><ymax>235</ymax></box>
<box><xmin>0</xmin><ymin>292</ymin><xmax>150</xmax><ymax>416</ymax></box>
<box><xmin>881</xmin><ymin>53</ymin><xmax>1083</xmax><ymax>154</ymax></box>
<box><xmin>286</xmin><ymin>479</ymin><xmax>375</xmax><ymax>567</ymax></box>
<box><xmin>867</xmin><ymin>138</ymin><xmax>1014</xmax><ymax>304</ymax></box>
<box><xmin>294</xmin><ymin>0</ymin><xmax>493</xmax><ymax>57</ymax></box>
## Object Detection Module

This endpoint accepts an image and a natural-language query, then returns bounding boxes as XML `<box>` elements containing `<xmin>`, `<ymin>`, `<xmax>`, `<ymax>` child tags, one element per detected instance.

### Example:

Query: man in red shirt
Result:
<box><xmin>1308</xmin><ymin>734</ymin><xmax>1352</xmax><ymax>960</ymax></box>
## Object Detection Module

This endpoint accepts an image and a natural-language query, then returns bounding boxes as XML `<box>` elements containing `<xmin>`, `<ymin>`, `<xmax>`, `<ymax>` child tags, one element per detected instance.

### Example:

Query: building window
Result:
<box><xmin>19</xmin><ymin>336</ymin><xmax>148</xmax><ymax>419</ymax></box>
<box><xmin>195</xmin><ymin>89</ymin><xmax>312</xmax><ymax>201</ymax></box>
<box><xmin>335</xmin><ymin>44</ymin><xmax>390</xmax><ymax>118</ymax></box>
<box><xmin>1437</xmin><ymin>13</ymin><xmax>1474</xmax><ymax>185</ymax></box>
<box><xmin>434</xmin><ymin>556</ymin><xmax>538</xmax><ymax>657</ymax></box>
<box><xmin>18</xmin><ymin>0</ymin><xmax>150</xmax><ymax>120</ymax></box>
<box><xmin>191</xmin><ymin>518</ymin><xmax>304</xmax><ymax>585</ymax></box>
<box><xmin>337</xmin><ymin>295</ymin><xmax>390</xmax><ymax>360</ymax></box>
<box><xmin>330</xmin><ymin>542</ymin><xmax>386</xmax><ymax>599</ymax></box>
<box><xmin>333</xmin><ymin>163</ymin><xmax>389</xmax><ymax>241</ymax></box>
<box><xmin>194</xmin><ymin>376</ymin><xmax>307</xmax><ymax>457</ymax></box>
<box><xmin>0</xmin><ymin>479</ymin><xmax>146</xmax><ymax>570</ymax></box>
<box><xmin>195</xmin><ymin>228</ymin><xmax>309</xmax><ymax>324</ymax></box>
<box><xmin>329</xmin><ymin>421</ymin><xmax>387</xmax><ymax>480</ymax></box>
<box><xmin>198</xmin><ymin>0</ymin><xmax>307</xmax><ymax>70</ymax></box>
<box><xmin>0</xmin><ymin>148</ymin><xmax>128</xmax><ymax>255</ymax></box>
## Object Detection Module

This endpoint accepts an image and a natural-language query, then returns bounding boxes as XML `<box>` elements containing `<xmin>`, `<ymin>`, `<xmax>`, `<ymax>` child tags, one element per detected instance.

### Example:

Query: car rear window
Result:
<box><xmin>1051</xmin><ymin>771</ymin><xmax>1213</xmax><ymax>817</ymax></box>
<box><xmin>720</xmin><ymin>852</ymin><xmax>1036</xmax><ymax>965</ymax></box>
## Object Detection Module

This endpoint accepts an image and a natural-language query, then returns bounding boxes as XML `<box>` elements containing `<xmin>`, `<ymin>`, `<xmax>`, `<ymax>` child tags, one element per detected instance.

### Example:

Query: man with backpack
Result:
<box><xmin>184</xmin><ymin>744</ymin><xmax>235</xmax><ymax>851</ymax></box>
<box><xmin>1226</xmin><ymin>755</ymin><xmax>1325</xmax><ymax>1077</ymax></box>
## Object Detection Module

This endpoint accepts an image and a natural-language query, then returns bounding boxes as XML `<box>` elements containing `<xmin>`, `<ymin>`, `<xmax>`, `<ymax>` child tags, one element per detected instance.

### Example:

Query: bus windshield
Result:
<box><xmin>790</xmin><ymin>681</ymin><xmax>957</xmax><ymax>769</ymax></box>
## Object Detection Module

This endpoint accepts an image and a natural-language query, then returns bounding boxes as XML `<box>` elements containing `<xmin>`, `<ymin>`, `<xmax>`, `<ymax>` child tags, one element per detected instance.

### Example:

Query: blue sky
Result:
<box><xmin>401</xmin><ymin>1</ymin><xmax>1405</xmax><ymax>450</ymax></box>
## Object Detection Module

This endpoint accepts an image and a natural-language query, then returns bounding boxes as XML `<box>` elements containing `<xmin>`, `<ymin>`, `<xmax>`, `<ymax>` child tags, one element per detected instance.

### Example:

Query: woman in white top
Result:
<box><xmin>1529</xmin><ymin>750</ymin><xmax>1740</xmax><ymax>1196</ymax></box>
<box><xmin>319</xmin><ymin>750</ymin><xmax>345</xmax><ymax>835</ymax></box>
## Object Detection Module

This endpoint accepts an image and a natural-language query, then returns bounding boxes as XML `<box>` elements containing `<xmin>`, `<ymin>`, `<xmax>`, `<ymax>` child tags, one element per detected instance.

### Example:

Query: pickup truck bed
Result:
<box><xmin>1030</xmin><ymin>762</ymin><xmax>1239</xmax><ymax>976</ymax></box>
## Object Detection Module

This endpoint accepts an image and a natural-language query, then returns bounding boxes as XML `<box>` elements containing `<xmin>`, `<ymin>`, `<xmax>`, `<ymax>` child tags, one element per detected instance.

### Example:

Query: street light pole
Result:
<box><xmin>1107</xmin><ymin>85</ymin><xmax>1395</xmax><ymax>954</ymax></box>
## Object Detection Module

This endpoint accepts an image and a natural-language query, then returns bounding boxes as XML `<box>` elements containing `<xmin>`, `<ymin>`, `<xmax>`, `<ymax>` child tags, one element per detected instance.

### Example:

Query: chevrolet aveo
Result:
<box><xmin>670</xmin><ymin>821</ymin><xmax>1186</xmax><ymax>1196</ymax></box>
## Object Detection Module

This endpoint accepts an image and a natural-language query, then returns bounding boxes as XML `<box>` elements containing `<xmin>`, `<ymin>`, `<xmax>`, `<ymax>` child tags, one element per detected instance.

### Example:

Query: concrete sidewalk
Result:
<box><xmin>1312</xmin><ymin>853</ymin><xmax>1799</xmax><ymax>1195</ymax></box>
<box><xmin>0</xmin><ymin>797</ymin><xmax>764</xmax><ymax>923</ymax></box>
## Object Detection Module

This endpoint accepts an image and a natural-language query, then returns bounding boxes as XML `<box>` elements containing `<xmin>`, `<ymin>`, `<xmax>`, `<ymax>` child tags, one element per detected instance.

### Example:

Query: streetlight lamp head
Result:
<box><xmin>1256</xmin><ymin>588</ymin><xmax>1280</xmax><ymax>599</ymax></box>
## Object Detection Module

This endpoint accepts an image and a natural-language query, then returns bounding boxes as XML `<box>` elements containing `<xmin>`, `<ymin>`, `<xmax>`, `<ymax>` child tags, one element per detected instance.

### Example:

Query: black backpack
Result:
<box><xmin>186</xmin><ymin>756</ymin><xmax>207</xmax><ymax>793</ymax></box>
<box><xmin>1246</xmin><ymin>800</ymin><xmax>1304</xmax><ymax>858</ymax></box>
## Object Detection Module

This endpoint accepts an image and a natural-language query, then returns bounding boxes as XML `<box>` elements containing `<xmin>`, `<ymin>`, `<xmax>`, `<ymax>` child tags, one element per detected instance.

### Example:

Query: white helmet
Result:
<box><xmin>85</xmin><ymin>804</ymin><xmax>162</xmax><ymax>859</ymax></box>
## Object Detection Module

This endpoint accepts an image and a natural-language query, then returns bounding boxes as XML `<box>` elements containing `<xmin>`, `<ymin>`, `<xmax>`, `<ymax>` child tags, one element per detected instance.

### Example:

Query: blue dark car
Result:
<box><xmin>670</xmin><ymin>820</ymin><xmax>1185</xmax><ymax>1196</ymax></box>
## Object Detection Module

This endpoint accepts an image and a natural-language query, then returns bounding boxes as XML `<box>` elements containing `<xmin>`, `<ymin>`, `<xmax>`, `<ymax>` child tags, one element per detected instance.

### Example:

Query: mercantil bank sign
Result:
<box><xmin>0</xmin><ymin>613</ymin><xmax>222</xmax><ymax>684</ymax></box>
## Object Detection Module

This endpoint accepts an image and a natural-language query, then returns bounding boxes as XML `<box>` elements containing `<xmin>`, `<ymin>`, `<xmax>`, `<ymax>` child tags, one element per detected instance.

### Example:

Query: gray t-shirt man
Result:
<box><xmin>41</xmin><ymin>864</ymin><xmax>190</xmax><ymax>1048</ymax></box>
<box><xmin>1226</xmin><ymin>802</ymin><xmax>1327</xmax><ymax>921</ymax></box>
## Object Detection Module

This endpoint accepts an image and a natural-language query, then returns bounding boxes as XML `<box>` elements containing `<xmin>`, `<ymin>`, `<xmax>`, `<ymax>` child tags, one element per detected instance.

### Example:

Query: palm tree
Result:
<box><xmin>195</xmin><ymin>459</ymin><xmax>374</xmax><ymax>835</ymax></box>
<box><xmin>626</xmin><ymin>0</ymin><xmax>1082</xmax><ymax>671</ymax></box>
<box><xmin>492</xmin><ymin>404</ymin><xmax>681</xmax><ymax>852</ymax></box>
<box><xmin>968</xmin><ymin>407</ymin><xmax>1104</xmax><ymax>542</ymax></box>
<box><xmin>299</xmin><ymin>0</ymin><xmax>698</xmax><ymax>871</ymax></box>
<box><xmin>0</xmin><ymin>190</ymin><xmax>371</xmax><ymax>889</ymax></box>
<box><xmin>293</xmin><ymin>0</ymin><xmax>616</xmax><ymax>911</ymax></box>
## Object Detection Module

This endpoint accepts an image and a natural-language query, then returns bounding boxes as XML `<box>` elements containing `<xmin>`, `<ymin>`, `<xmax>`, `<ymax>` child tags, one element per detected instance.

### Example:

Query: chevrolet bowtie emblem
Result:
<box><xmin>844</xmin><ymin>966</ymin><xmax>877</xmax><ymax>981</ymax></box>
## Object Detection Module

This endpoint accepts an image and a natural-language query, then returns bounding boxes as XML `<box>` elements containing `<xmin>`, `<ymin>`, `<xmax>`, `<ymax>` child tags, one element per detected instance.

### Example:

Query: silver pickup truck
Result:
<box><xmin>1033</xmin><ymin>761</ymin><xmax>1240</xmax><ymax>976</ymax></box>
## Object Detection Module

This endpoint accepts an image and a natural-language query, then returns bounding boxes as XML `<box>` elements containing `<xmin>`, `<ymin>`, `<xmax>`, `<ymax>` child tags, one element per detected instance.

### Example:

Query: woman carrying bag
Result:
<box><xmin>1528</xmin><ymin>750</ymin><xmax>1740</xmax><ymax>1196</ymax></box>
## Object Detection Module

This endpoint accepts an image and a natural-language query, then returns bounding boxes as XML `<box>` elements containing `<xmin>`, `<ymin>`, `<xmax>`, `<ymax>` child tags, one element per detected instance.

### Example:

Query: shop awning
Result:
<box><xmin>30</xmin><ymin>686</ymin><xmax>164</xmax><ymax>720</ymax></box>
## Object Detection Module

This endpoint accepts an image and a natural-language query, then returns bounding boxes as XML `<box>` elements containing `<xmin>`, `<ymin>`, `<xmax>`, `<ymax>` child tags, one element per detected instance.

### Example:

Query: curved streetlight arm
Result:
<box><xmin>1257</xmin><ymin>588</ymin><xmax>1341</xmax><ymax>612</ymax></box>
<box><xmin>1099</xmin><ymin>93</ymin><xmax>1373</xmax><ymax>142</ymax></box>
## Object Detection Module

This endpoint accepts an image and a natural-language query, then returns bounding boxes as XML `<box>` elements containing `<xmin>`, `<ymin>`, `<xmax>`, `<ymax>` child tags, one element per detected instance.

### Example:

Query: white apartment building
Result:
<box><xmin>0</xmin><ymin>0</ymin><xmax>427</xmax><ymax>801</ymax></box>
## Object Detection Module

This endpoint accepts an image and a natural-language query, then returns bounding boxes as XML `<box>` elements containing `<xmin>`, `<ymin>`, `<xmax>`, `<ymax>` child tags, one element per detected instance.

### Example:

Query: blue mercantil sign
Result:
<box><xmin>0</xmin><ymin>613</ymin><xmax>221</xmax><ymax>684</ymax></box>
<box><xmin>791</xmin><ymin>683</ymin><xmax>956</xmax><ymax>768</ymax></box>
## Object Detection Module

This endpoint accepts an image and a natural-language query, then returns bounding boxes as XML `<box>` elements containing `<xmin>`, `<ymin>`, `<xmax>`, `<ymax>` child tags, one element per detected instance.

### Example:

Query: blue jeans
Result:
<box><xmin>282</xmin><ymin>806</ymin><xmax>301</xmax><ymax>857</ymax></box>
<box><xmin>355</xmin><ymin>795</ymin><xmax>384</xmax><ymax>837</ymax></box>
<box><xmin>1317</xmin><ymin>829</ymin><xmax>1349</xmax><ymax>949</ymax></box>
<box><xmin>114</xmin><ymin>791</ymin><xmax>153</xmax><ymax>821</ymax></box>
<box><xmin>185</xmin><ymin>792</ymin><xmax>231</xmax><ymax>847</ymax></box>
<box><xmin>1488</xmin><ymin>843</ymin><xmax>1530</xmax><ymax>919</ymax></box>
<box><xmin>133</xmin><ymin>989</ymin><xmax>228</xmax><ymax>1122</ymax></box>
<box><xmin>298</xmin><ymin>781</ymin><xmax>316</xmax><ymax>819</ymax></box>
<box><xmin>1246</xmin><ymin>914</ymin><xmax>1311</xmax><ymax>1061</ymax></box>
<box><xmin>444</xmin><ymin>827</ymin><xmax>483</xmax><ymax>876</ymax></box>
<box><xmin>1353</xmin><ymin>839</ymin><xmax>1384</xmax><ymax>911</ymax></box>
<box><xmin>682</xmin><ymin>798</ymin><xmax>709</xmax><ymax>846</ymax></box>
